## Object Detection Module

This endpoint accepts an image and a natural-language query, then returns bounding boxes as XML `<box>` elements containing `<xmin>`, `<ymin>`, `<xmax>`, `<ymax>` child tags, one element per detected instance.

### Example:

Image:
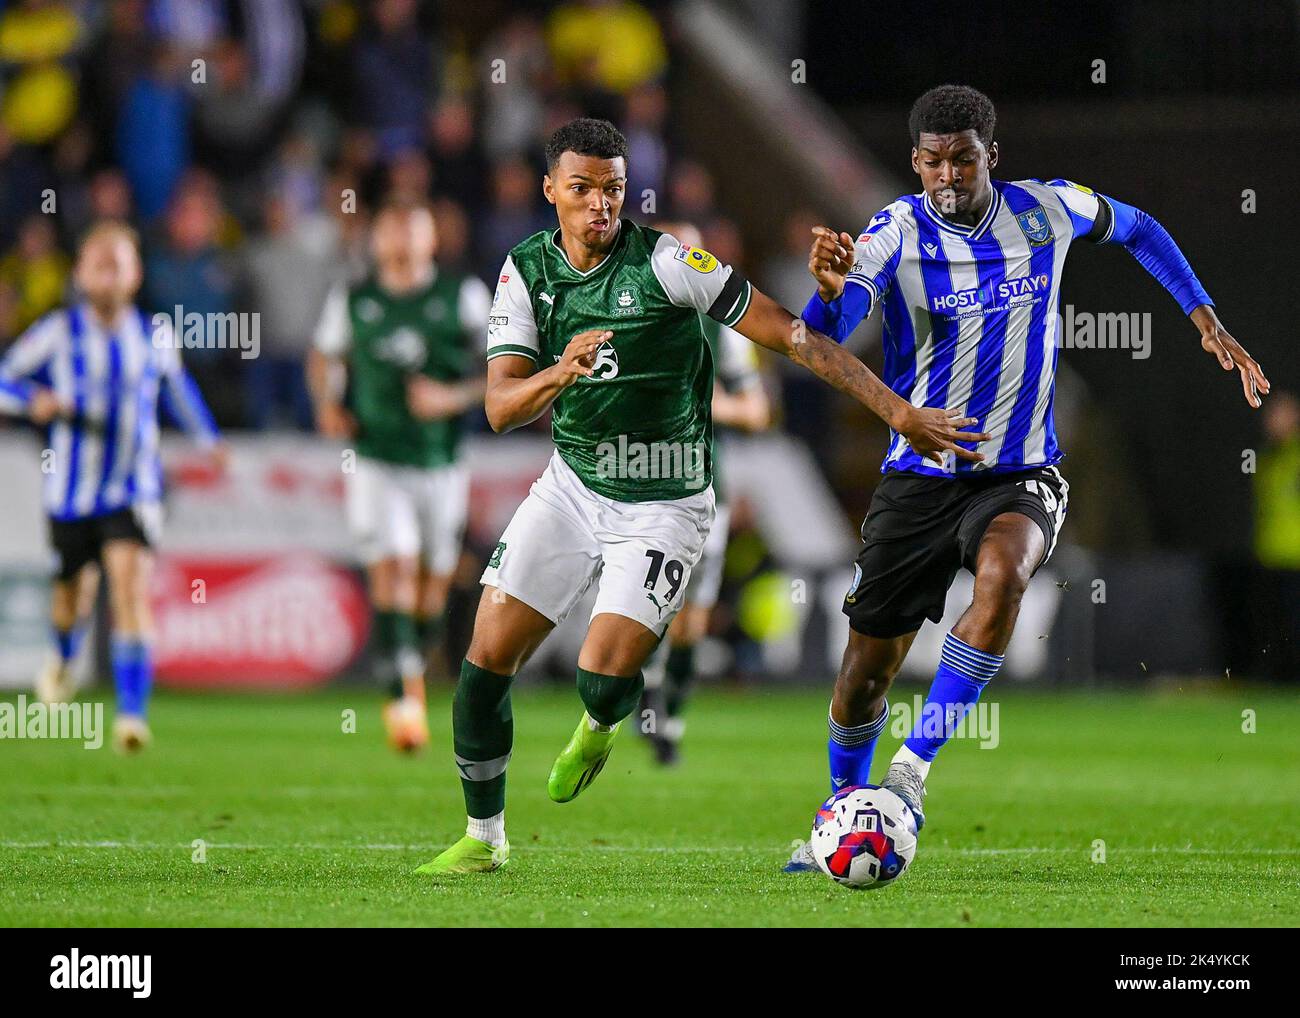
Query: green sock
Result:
<box><xmin>576</xmin><ymin>667</ymin><xmax>645</xmax><ymax>727</ymax></box>
<box><xmin>417</xmin><ymin>612</ymin><xmax>446</xmax><ymax>676</ymax></box>
<box><xmin>453</xmin><ymin>659</ymin><xmax>514</xmax><ymax>818</ymax></box>
<box><xmin>664</xmin><ymin>644</ymin><xmax>697</xmax><ymax>718</ymax></box>
<box><xmin>392</xmin><ymin>611</ymin><xmax>421</xmax><ymax>680</ymax></box>
<box><xmin>417</xmin><ymin>612</ymin><xmax>445</xmax><ymax>652</ymax></box>
<box><xmin>372</xmin><ymin>609</ymin><xmax>403</xmax><ymax>699</ymax></box>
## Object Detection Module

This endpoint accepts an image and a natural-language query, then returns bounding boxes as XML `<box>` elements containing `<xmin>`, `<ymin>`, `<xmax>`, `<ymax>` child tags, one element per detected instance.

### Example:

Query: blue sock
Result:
<box><xmin>53</xmin><ymin>625</ymin><xmax>86</xmax><ymax>663</ymax></box>
<box><xmin>111</xmin><ymin>636</ymin><xmax>153</xmax><ymax>718</ymax></box>
<box><xmin>904</xmin><ymin>632</ymin><xmax>1002</xmax><ymax>762</ymax></box>
<box><xmin>828</xmin><ymin>699</ymin><xmax>890</xmax><ymax>791</ymax></box>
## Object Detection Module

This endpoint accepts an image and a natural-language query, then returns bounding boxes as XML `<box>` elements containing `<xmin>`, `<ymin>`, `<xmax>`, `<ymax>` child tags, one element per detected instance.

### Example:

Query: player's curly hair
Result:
<box><xmin>545</xmin><ymin>118</ymin><xmax>628</xmax><ymax>171</ymax></box>
<box><xmin>908</xmin><ymin>85</ymin><xmax>996</xmax><ymax>147</ymax></box>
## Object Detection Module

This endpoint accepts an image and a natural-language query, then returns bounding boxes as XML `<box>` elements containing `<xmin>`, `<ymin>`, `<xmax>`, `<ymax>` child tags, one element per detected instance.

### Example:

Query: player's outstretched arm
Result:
<box><xmin>733</xmin><ymin>288</ymin><xmax>990</xmax><ymax>465</ymax></box>
<box><xmin>484</xmin><ymin>329</ymin><xmax>607</xmax><ymax>433</ymax></box>
<box><xmin>158</xmin><ymin>343</ymin><xmax>228</xmax><ymax>470</ymax></box>
<box><xmin>1075</xmin><ymin>186</ymin><xmax>1270</xmax><ymax>408</ymax></box>
<box><xmin>1190</xmin><ymin>305</ymin><xmax>1269</xmax><ymax>409</ymax></box>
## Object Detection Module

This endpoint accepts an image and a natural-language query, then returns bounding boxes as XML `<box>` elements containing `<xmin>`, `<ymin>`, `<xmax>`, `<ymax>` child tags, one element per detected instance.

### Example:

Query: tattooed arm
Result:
<box><xmin>732</xmin><ymin>287</ymin><xmax>989</xmax><ymax>466</ymax></box>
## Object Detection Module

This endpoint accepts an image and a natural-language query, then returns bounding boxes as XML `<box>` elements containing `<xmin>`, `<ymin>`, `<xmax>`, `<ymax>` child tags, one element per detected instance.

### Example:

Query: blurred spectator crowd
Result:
<box><xmin>0</xmin><ymin>0</ymin><xmax>814</xmax><ymax>432</ymax></box>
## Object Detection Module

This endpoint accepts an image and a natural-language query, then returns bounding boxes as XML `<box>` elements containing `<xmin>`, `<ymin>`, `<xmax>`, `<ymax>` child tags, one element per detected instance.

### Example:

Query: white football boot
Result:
<box><xmin>35</xmin><ymin>651</ymin><xmax>76</xmax><ymax>704</ymax></box>
<box><xmin>112</xmin><ymin>714</ymin><xmax>152</xmax><ymax>754</ymax></box>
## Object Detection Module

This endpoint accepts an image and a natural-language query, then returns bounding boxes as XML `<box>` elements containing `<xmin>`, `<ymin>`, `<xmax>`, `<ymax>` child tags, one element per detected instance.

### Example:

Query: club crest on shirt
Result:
<box><xmin>357</xmin><ymin>297</ymin><xmax>384</xmax><ymax>323</ymax></box>
<box><xmin>376</xmin><ymin>326</ymin><xmax>426</xmax><ymax>369</ymax></box>
<box><xmin>1015</xmin><ymin>205</ymin><xmax>1054</xmax><ymax>246</ymax></box>
<box><xmin>611</xmin><ymin>284</ymin><xmax>642</xmax><ymax>317</ymax></box>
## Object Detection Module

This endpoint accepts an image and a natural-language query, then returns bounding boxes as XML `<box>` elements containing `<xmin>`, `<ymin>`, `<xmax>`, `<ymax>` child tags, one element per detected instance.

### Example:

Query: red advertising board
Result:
<box><xmin>151</xmin><ymin>554</ymin><xmax>370</xmax><ymax>688</ymax></box>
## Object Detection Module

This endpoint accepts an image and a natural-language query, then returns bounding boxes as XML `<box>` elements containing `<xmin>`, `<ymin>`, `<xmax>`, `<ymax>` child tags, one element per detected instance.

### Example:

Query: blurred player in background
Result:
<box><xmin>785</xmin><ymin>84</ymin><xmax>1270</xmax><ymax>869</ymax></box>
<box><xmin>421</xmin><ymin>118</ymin><xmax>985</xmax><ymax>875</ymax></box>
<box><xmin>309</xmin><ymin>198</ymin><xmax>489</xmax><ymax>753</ymax></box>
<box><xmin>0</xmin><ymin>221</ymin><xmax>225</xmax><ymax>752</ymax></box>
<box><xmin>639</xmin><ymin>221</ymin><xmax>771</xmax><ymax>765</ymax></box>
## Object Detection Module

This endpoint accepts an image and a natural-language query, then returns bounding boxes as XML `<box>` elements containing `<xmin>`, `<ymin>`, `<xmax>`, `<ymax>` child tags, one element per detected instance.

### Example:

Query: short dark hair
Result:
<box><xmin>544</xmin><ymin>118</ymin><xmax>628</xmax><ymax>172</ymax></box>
<box><xmin>908</xmin><ymin>85</ymin><xmax>996</xmax><ymax>147</ymax></box>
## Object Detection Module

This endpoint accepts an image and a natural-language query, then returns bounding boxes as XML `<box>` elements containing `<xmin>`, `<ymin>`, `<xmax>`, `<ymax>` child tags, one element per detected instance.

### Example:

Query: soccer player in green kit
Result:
<box><xmin>310</xmin><ymin>198</ymin><xmax>489</xmax><ymax>752</ymax></box>
<box><xmin>419</xmin><ymin>119</ymin><xmax>990</xmax><ymax>874</ymax></box>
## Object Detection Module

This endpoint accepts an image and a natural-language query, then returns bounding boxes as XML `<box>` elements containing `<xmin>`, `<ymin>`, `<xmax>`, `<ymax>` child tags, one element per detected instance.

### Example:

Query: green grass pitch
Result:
<box><xmin>1</xmin><ymin>684</ymin><xmax>1297</xmax><ymax>927</ymax></box>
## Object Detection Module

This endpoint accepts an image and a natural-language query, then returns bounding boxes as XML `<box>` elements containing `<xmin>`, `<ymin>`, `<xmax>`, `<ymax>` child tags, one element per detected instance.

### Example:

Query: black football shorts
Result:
<box><xmin>48</xmin><ymin>506</ymin><xmax>155</xmax><ymax>581</ymax></box>
<box><xmin>842</xmin><ymin>465</ymin><xmax>1068</xmax><ymax>639</ymax></box>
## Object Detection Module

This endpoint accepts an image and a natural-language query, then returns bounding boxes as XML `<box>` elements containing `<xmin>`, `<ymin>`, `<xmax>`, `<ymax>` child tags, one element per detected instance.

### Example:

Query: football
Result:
<box><xmin>809</xmin><ymin>785</ymin><xmax>919</xmax><ymax>889</ymax></box>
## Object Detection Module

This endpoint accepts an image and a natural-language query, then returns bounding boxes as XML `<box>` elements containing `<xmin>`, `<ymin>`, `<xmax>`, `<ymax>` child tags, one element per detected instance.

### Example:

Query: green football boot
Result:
<box><xmin>547</xmin><ymin>712</ymin><xmax>621</xmax><ymax>803</ymax></box>
<box><xmin>415</xmin><ymin>835</ymin><xmax>509</xmax><ymax>875</ymax></box>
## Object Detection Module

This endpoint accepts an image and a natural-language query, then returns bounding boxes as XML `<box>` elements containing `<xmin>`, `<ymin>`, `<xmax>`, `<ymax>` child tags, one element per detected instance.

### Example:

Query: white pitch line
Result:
<box><xmin>0</xmin><ymin>841</ymin><xmax>1296</xmax><ymax>857</ymax></box>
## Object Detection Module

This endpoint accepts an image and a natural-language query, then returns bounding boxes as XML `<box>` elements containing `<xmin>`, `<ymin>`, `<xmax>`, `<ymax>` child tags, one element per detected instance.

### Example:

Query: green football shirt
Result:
<box><xmin>486</xmin><ymin>220</ymin><xmax>754</xmax><ymax>501</ymax></box>
<box><xmin>315</xmin><ymin>267</ymin><xmax>491</xmax><ymax>468</ymax></box>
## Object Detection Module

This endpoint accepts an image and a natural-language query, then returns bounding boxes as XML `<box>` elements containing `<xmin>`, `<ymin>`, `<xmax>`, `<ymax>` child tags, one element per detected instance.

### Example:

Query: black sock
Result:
<box><xmin>372</xmin><ymin>609</ymin><xmax>403</xmax><ymax>699</ymax></box>
<box><xmin>664</xmin><ymin>644</ymin><xmax>696</xmax><ymax>718</ymax></box>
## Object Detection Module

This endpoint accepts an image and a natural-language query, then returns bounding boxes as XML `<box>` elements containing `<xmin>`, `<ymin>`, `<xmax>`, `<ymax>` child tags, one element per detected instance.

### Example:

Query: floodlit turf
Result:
<box><xmin>1</xmin><ymin>684</ymin><xmax>1297</xmax><ymax>927</ymax></box>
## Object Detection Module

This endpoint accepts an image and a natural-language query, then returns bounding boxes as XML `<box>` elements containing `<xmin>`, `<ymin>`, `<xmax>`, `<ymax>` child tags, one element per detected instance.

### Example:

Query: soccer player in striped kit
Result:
<box><xmin>0</xmin><ymin>221</ymin><xmax>226</xmax><ymax>752</ymax></box>
<box><xmin>785</xmin><ymin>85</ymin><xmax>1270</xmax><ymax>868</ymax></box>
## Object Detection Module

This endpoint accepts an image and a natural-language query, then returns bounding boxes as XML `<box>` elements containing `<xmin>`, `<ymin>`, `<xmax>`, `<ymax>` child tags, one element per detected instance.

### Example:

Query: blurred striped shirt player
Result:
<box><xmin>0</xmin><ymin>304</ymin><xmax>219</xmax><ymax>521</ymax></box>
<box><xmin>804</xmin><ymin>177</ymin><xmax>1212</xmax><ymax>476</ymax></box>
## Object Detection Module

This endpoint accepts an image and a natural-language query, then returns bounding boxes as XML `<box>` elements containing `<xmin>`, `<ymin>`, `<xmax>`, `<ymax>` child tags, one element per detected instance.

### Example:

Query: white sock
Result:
<box><xmin>466</xmin><ymin>811</ymin><xmax>506</xmax><ymax>847</ymax></box>
<box><xmin>892</xmin><ymin>744</ymin><xmax>932</xmax><ymax>780</ymax></box>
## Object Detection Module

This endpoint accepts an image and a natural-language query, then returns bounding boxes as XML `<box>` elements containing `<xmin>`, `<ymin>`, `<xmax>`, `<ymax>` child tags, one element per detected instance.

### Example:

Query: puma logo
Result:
<box><xmin>538</xmin><ymin>291</ymin><xmax>554</xmax><ymax>306</ymax></box>
<box><xmin>645</xmin><ymin>592</ymin><xmax>667</xmax><ymax>618</ymax></box>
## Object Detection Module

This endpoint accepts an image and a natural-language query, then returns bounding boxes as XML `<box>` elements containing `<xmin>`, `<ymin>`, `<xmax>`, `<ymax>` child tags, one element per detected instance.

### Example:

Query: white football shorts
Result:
<box><xmin>345</xmin><ymin>456</ymin><xmax>469</xmax><ymax>573</ymax></box>
<box><xmin>480</xmin><ymin>452</ymin><xmax>715</xmax><ymax>638</ymax></box>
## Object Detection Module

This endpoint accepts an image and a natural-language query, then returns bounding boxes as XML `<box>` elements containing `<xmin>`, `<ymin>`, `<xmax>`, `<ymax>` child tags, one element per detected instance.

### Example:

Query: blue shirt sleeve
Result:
<box><xmin>801</xmin><ymin>285</ymin><xmax>873</xmax><ymax>344</ymax></box>
<box><xmin>0</xmin><ymin>311</ymin><xmax>60</xmax><ymax>413</ymax></box>
<box><xmin>160</xmin><ymin>368</ymin><xmax>220</xmax><ymax>444</ymax></box>
<box><xmin>799</xmin><ymin>207</ymin><xmax>903</xmax><ymax>343</ymax></box>
<box><xmin>1100</xmin><ymin>195</ymin><xmax>1213</xmax><ymax>316</ymax></box>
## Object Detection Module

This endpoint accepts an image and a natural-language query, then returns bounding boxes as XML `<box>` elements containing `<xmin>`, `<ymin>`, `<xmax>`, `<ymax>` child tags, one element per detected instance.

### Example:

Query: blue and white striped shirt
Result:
<box><xmin>0</xmin><ymin>304</ymin><xmax>219</xmax><ymax>520</ymax></box>
<box><xmin>803</xmin><ymin>178</ymin><xmax>1212</xmax><ymax>476</ymax></box>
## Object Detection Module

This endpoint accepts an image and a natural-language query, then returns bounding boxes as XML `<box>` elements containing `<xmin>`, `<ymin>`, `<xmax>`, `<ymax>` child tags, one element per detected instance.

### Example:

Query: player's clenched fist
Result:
<box><xmin>808</xmin><ymin>226</ymin><xmax>856</xmax><ymax>302</ymax></box>
<box><xmin>26</xmin><ymin>387</ymin><xmax>68</xmax><ymax>426</ymax></box>
<box><xmin>555</xmin><ymin>329</ymin><xmax>611</xmax><ymax>387</ymax></box>
<box><xmin>894</xmin><ymin>406</ymin><xmax>992</xmax><ymax>466</ymax></box>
